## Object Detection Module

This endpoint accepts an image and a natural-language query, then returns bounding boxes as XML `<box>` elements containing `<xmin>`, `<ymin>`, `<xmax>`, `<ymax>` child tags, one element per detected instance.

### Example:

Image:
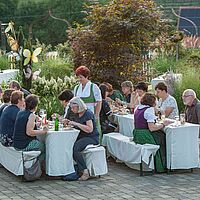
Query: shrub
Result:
<box><xmin>0</xmin><ymin>56</ymin><xmax>11</xmax><ymax>71</ymax></box>
<box><xmin>33</xmin><ymin>57</ymin><xmax>73</xmax><ymax>80</ymax></box>
<box><xmin>30</xmin><ymin>76</ymin><xmax>77</xmax><ymax>118</ymax></box>
<box><xmin>149</xmin><ymin>55</ymin><xmax>177</xmax><ymax>76</ymax></box>
<box><xmin>174</xmin><ymin>67</ymin><xmax>200</xmax><ymax>112</ymax></box>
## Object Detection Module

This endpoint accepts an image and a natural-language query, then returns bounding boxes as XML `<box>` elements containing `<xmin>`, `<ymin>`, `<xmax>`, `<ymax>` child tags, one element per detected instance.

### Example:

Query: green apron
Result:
<box><xmin>75</xmin><ymin>83</ymin><xmax>102</xmax><ymax>143</ymax></box>
<box><xmin>133</xmin><ymin>128</ymin><xmax>166</xmax><ymax>173</ymax></box>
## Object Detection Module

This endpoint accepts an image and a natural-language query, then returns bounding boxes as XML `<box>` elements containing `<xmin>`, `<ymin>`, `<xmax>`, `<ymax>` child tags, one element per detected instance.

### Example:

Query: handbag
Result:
<box><xmin>22</xmin><ymin>152</ymin><xmax>42</xmax><ymax>182</ymax></box>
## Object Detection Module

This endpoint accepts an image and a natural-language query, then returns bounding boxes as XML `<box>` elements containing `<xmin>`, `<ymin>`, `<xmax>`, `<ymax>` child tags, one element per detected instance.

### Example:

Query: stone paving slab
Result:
<box><xmin>0</xmin><ymin>160</ymin><xmax>200</xmax><ymax>199</ymax></box>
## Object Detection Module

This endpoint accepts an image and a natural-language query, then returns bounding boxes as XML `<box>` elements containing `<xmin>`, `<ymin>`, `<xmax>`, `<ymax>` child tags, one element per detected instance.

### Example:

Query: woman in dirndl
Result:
<box><xmin>133</xmin><ymin>92</ymin><xmax>171</xmax><ymax>172</ymax></box>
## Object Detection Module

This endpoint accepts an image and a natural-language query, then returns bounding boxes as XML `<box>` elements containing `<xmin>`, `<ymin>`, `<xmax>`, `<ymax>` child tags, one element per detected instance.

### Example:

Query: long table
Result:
<box><xmin>113</xmin><ymin>114</ymin><xmax>134</xmax><ymax>137</ymax></box>
<box><xmin>114</xmin><ymin>114</ymin><xmax>200</xmax><ymax>170</ymax></box>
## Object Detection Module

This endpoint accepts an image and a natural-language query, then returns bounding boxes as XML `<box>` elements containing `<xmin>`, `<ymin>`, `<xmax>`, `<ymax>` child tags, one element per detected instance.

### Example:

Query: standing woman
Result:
<box><xmin>74</xmin><ymin>66</ymin><xmax>102</xmax><ymax>141</ymax></box>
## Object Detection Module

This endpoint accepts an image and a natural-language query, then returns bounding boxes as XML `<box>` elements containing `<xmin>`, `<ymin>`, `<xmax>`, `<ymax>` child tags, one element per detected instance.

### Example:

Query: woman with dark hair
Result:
<box><xmin>58</xmin><ymin>89</ymin><xmax>77</xmax><ymax>121</ymax></box>
<box><xmin>155</xmin><ymin>82</ymin><xmax>178</xmax><ymax>119</ymax></box>
<box><xmin>103</xmin><ymin>82</ymin><xmax>124</xmax><ymax>102</ymax></box>
<box><xmin>99</xmin><ymin>84</ymin><xmax>115</xmax><ymax>134</ymax></box>
<box><xmin>133</xmin><ymin>92</ymin><xmax>172</xmax><ymax>172</ymax></box>
<box><xmin>13</xmin><ymin>94</ymin><xmax>47</xmax><ymax>161</ymax></box>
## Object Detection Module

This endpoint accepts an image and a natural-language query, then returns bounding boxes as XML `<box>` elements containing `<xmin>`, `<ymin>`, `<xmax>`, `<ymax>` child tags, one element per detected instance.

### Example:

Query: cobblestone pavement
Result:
<box><xmin>1</xmin><ymin>160</ymin><xmax>200</xmax><ymax>200</ymax></box>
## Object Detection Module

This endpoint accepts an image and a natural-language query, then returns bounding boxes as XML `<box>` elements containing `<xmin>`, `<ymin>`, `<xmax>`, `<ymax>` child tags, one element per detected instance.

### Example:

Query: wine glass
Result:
<box><xmin>174</xmin><ymin>115</ymin><xmax>180</xmax><ymax>126</ymax></box>
<box><xmin>39</xmin><ymin>109</ymin><xmax>47</xmax><ymax>121</ymax></box>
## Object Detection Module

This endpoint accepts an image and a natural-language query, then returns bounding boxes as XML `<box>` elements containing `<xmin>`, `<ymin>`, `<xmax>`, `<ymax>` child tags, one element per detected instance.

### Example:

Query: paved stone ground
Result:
<box><xmin>1</xmin><ymin>160</ymin><xmax>200</xmax><ymax>200</ymax></box>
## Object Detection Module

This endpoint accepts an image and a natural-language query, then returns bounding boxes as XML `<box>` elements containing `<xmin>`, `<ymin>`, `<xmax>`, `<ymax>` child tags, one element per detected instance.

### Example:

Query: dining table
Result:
<box><xmin>39</xmin><ymin>128</ymin><xmax>80</xmax><ymax>176</ymax></box>
<box><xmin>112</xmin><ymin>113</ymin><xmax>200</xmax><ymax>170</ymax></box>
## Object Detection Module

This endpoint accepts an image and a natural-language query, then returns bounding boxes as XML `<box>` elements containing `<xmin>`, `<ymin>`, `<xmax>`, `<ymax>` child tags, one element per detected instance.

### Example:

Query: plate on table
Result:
<box><xmin>118</xmin><ymin>112</ymin><xmax>128</xmax><ymax>115</ymax></box>
<box><xmin>63</xmin><ymin>126</ymin><xmax>74</xmax><ymax>131</ymax></box>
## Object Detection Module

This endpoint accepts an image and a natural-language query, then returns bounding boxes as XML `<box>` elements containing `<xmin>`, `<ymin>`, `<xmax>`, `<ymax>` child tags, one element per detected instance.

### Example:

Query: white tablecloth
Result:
<box><xmin>45</xmin><ymin>129</ymin><xmax>80</xmax><ymax>176</ymax></box>
<box><xmin>0</xmin><ymin>69</ymin><xmax>19</xmax><ymax>84</ymax></box>
<box><xmin>165</xmin><ymin>123</ymin><xmax>199</xmax><ymax>169</ymax></box>
<box><xmin>114</xmin><ymin>114</ymin><xmax>134</xmax><ymax>137</ymax></box>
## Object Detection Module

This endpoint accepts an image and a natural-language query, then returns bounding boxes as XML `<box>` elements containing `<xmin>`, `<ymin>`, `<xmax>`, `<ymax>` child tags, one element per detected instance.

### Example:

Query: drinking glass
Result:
<box><xmin>180</xmin><ymin>113</ymin><xmax>186</xmax><ymax>125</ymax></box>
<box><xmin>174</xmin><ymin>115</ymin><xmax>180</xmax><ymax>126</ymax></box>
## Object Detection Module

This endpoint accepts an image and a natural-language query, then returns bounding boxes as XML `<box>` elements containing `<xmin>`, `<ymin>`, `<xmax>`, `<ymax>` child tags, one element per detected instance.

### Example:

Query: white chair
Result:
<box><xmin>82</xmin><ymin>145</ymin><xmax>108</xmax><ymax>177</ymax></box>
<box><xmin>0</xmin><ymin>143</ymin><xmax>41</xmax><ymax>176</ymax></box>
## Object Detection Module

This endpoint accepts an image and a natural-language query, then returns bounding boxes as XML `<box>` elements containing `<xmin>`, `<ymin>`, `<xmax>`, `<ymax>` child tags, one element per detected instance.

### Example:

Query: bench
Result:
<box><xmin>82</xmin><ymin>145</ymin><xmax>108</xmax><ymax>177</ymax></box>
<box><xmin>0</xmin><ymin>143</ymin><xmax>41</xmax><ymax>176</ymax></box>
<box><xmin>102</xmin><ymin>132</ymin><xmax>160</xmax><ymax>175</ymax></box>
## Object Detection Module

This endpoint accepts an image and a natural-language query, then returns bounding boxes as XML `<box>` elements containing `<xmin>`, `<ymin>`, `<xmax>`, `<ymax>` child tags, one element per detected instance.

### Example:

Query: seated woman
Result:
<box><xmin>67</xmin><ymin>97</ymin><xmax>99</xmax><ymax>181</ymax></box>
<box><xmin>58</xmin><ymin>89</ymin><xmax>78</xmax><ymax>121</ymax></box>
<box><xmin>103</xmin><ymin>82</ymin><xmax>124</xmax><ymax>102</ymax></box>
<box><xmin>13</xmin><ymin>94</ymin><xmax>47</xmax><ymax>162</ymax></box>
<box><xmin>135</xmin><ymin>81</ymin><xmax>148</xmax><ymax>103</ymax></box>
<box><xmin>155</xmin><ymin>82</ymin><xmax>179</xmax><ymax>119</ymax></box>
<box><xmin>99</xmin><ymin>84</ymin><xmax>116</xmax><ymax>134</ymax></box>
<box><xmin>133</xmin><ymin>92</ymin><xmax>171</xmax><ymax>173</ymax></box>
<box><xmin>0</xmin><ymin>91</ymin><xmax>24</xmax><ymax>146</ymax></box>
<box><xmin>116</xmin><ymin>81</ymin><xmax>139</xmax><ymax>113</ymax></box>
<box><xmin>0</xmin><ymin>89</ymin><xmax>15</xmax><ymax>119</ymax></box>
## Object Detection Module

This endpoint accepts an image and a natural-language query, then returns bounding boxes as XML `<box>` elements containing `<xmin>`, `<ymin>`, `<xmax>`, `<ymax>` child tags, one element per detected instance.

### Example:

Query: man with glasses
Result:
<box><xmin>182</xmin><ymin>89</ymin><xmax>200</xmax><ymax>130</ymax></box>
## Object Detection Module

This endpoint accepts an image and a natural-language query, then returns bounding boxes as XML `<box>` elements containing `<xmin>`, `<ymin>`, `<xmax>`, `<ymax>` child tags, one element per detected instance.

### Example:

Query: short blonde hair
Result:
<box><xmin>69</xmin><ymin>97</ymin><xmax>87</xmax><ymax>113</ymax></box>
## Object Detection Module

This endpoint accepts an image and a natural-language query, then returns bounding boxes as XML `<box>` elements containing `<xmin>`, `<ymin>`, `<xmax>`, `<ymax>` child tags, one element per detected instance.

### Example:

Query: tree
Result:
<box><xmin>68</xmin><ymin>0</ymin><xmax>166</xmax><ymax>88</ymax></box>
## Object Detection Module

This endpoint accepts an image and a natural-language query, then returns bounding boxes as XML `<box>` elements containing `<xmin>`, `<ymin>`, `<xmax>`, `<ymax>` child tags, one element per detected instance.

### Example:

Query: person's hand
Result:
<box><xmin>95</xmin><ymin>114</ymin><xmax>99</xmax><ymax>120</ymax></box>
<box><xmin>62</xmin><ymin>118</ymin><xmax>69</xmax><ymax>127</ymax></box>
<box><xmin>163</xmin><ymin>119</ymin><xmax>174</xmax><ymax>126</ymax></box>
<box><xmin>115</xmin><ymin>98</ymin><xmax>122</xmax><ymax>105</ymax></box>
<box><xmin>68</xmin><ymin>120</ymin><xmax>77</xmax><ymax>127</ymax></box>
<box><xmin>105</xmin><ymin>97</ymin><xmax>112</xmax><ymax>101</ymax></box>
<box><xmin>43</xmin><ymin>125</ymin><xmax>49</xmax><ymax>134</ymax></box>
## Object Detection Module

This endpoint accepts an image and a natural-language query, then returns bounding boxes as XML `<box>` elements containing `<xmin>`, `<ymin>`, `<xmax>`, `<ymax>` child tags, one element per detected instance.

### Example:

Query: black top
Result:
<box><xmin>124</xmin><ymin>93</ymin><xmax>131</xmax><ymax>103</ymax></box>
<box><xmin>13</xmin><ymin>109</ymin><xmax>37</xmax><ymax>149</ymax></box>
<box><xmin>0</xmin><ymin>104</ymin><xmax>20</xmax><ymax>146</ymax></box>
<box><xmin>100</xmin><ymin>99</ymin><xmax>111</xmax><ymax>125</ymax></box>
<box><xmin>76</xmin><ymin>109</ymin><xmax>99</xmax><ymax>143</ymax></box>
<box><xmin>0</xmin><ymin>103</ymin><xmax>9</xmax><ymax>119</ymax></box>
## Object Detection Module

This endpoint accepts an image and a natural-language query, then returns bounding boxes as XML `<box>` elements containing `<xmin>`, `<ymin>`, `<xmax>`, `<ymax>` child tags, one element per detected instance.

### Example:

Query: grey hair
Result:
<box><xmin>69</xmin><ymin>97</ymin><xmax>87</xmax><ymax>113</ymax></box>
<box><xmin>183</xmin><ymin>89</ymin><xmax>196</xmax><ymax>98</ymax></box>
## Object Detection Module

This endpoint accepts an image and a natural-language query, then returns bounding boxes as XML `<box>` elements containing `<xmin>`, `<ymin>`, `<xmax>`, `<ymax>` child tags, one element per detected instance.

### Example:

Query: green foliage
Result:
<box><xmin>69</xmin><ymin>0</ymin><xmax>166</xmax><ymax>88</ymax></box>
<box><xmin>30</xmin><ymin>76</ymin><xmax>77</xmax><ymax>117</ymax></box>
<box><xmin>55</xmin><ymin>41</ymin><xmax>73</xmax><ymax>59</ymax></box>
<box><xmin>33</xmin><ymin>58</ymin><xmax>74</xmax><ymax>80</ymax></box>
<box><xmin>174</xmin><ymin>67</ymin><xmax>200</xmax><ymax>112</ymax></box>
<box><xmin>149</xmin><ymin>55</ymin><xmax>177</xmax><ymax>76</ymax></box>
<box><xmin>0</xmin><ymin>56</ymin><xmax>10</xmax><ymax>70</ymax></box>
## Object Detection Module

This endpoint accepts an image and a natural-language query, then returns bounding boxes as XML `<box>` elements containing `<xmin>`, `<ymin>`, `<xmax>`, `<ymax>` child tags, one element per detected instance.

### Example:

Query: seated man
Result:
<box><xmin>0</xmin><ymin>91</ymin><xmax>24</xmax><ymax>146</ymax></box>
<box><xmin>182</xmin><ymin>89</ymin><xmax>200</xmax><ymax>126</ymax></box>
<box><xmin>155</xmin><ymin>82</ymin><xmax>179</xmax><ymax>119</ymax></box>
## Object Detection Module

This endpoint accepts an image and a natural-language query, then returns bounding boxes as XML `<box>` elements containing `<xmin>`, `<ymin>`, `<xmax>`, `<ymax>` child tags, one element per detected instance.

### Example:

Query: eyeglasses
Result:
<box><xmin>182</xmin><ymin>95</ymin><xmax>193</xmax><ymax>98</ymax></box>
